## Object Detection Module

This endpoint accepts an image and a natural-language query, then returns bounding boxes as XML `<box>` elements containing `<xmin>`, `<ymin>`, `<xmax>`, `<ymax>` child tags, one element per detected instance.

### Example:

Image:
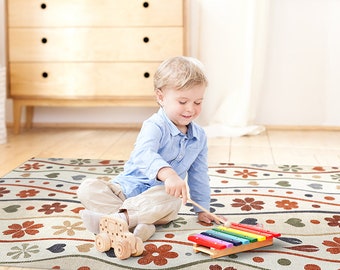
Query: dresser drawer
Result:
<box><xmin>9</xmin><ymin>28</ymin><xmax>183</xmax><ymax>62</ymax></box>
<box><xmin>8</xmin><ymin>0</ymin><xmax>183</xmax><ymax>27</ymax></box>
<box><xmin>10</xmin><ymin>63</ymin><xmax>159</xmax><ymax>98</ymax></box>
<box><xmin>6</xmin><ymin>0</ymin><xmax>185</xmax><ymax>134</ymax></box>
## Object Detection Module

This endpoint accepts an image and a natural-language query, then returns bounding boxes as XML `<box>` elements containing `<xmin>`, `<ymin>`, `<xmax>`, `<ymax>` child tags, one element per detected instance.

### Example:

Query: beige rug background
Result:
<box><xmin>1</xmin><ymin>158</ymin><xmax>339</xmax><ymax>269</ymax></box>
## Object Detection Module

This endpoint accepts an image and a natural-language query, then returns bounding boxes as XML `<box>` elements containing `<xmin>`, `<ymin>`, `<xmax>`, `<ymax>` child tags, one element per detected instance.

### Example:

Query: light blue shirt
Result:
<box><xmin>112</xmin><ymin>108</ymin><xmax>211</xmax><ymax>212</ymax></box>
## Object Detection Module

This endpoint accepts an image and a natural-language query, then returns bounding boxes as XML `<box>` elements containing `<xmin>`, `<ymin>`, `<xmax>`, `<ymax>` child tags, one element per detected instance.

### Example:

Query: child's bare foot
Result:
<box><xmin>134</xmin><ymin>224</ymin><xmax>156</xmax><ymax>241</ymax></box>
<box><xmin>80</xmin><ymin>209</ymin><xmax>128</xmax><ymax>234</ymax></box>
<box><xmin>80</xmin><ymin>209</ymin><xmax>104</xmax><ymax>234</ymax></box>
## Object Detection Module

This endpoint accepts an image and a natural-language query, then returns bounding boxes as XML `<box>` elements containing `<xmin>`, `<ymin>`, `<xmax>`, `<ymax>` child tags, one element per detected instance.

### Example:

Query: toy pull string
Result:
<box><xmin>187</xmin><ymin>198</ymin><xmax>230</xmax><ymax>227</ymax></box>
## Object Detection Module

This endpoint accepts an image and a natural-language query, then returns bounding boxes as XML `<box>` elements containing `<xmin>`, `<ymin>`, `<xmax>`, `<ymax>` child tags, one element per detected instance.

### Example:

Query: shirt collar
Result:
<box><xmin>158</xmin><ymin>108</ymin><xmax>198</xmax><ymax>140</ymax></box>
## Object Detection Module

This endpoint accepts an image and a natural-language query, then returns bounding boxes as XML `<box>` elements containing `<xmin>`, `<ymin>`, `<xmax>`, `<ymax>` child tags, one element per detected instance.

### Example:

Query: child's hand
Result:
<box><xmin>164</xmin><ymin>174</ymin><xmax>188</xmax><ymax>204</ymax></box>
<box><xmin>198</xmin><ymin>212</ymin><xmax>228</xmax><ymax>225</ymax></box>
<box><xmin>157</xmin><ymin>167</ymin><xmax>188</xmax><ymax>204</ymax></box>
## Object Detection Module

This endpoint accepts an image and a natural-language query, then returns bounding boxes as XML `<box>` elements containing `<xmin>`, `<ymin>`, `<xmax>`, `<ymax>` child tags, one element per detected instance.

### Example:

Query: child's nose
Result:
<box><xmin>185</xmin><ymin>103</ymin><xmax>194</xmax><ymax>112</ymax></box>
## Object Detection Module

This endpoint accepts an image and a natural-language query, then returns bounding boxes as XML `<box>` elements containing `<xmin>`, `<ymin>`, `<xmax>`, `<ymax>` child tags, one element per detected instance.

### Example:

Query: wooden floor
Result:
<box><xmin>1</xmin><ymin>127</ymin><xmax>340</xmax><ymax>178</ymax></box>
<box><xmin>0</xmin><ymin>127</ymin><xmax>340</xmax><ymax>270</ymax></box>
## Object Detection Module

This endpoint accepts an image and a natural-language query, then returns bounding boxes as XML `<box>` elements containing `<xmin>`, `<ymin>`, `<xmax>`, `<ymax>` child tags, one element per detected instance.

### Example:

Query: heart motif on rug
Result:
<box><xmin>248</xmin><ymin>181</ymin><xmax>259</xmax><ymax>186</ymax></box>
<box><xmin>72</xmin><ymin>175</ymin><xmax>86</xmax><ymax>181</ymax></box>
<box><xmin>99</xmin><ymin>160</ymin><xmax>111</xmax><ymax>165</ymax></box>
<box><xmin>276</xmin><ymin>180</ymin><xmax>291</xmax><ymax>187</ymax></box>
<box><xmin>97</xmin><ymin>176</ymin><xmax>111</xmax><ymax>181</ymax></box>
<box><xmin>313</xmin><ymin>166</ymin><xmax>325</xmax><ymax>171</ymax></box>
<box><xmin>76</xmin><ymin>243</ymin><xmax>94</xmax><ymax>252</ymax></box>
<box><xmin>285</xmin><ymin>218</ymin><xmax>305</xmax><ymax>227</ymax></box>
<box><xmin>3</xmin><ymin>205</ymin><xmax>20</xmax><ymax>213</ymax></box>
<box><xmin>21</xmin><ymin>173</ymin><xmax>30</xmax><ymax>177</ymax></box>
<box><xmin>71</xmin><ymin>207</ymin><xmax>85</xmax><ymax>214</ymax></box>
<box><xmin>45</xmin><ymin>173</ymin><xmax>60</xmax><ymax>178</ymax></box>
<box><xmin>47</xmin><ymin>244</ymin><xmax>66</xmax><ymax>253</ymax></box>
<box><xmin>308</xmin><ymin>183</ymin><xmax>323</xmax><ymax>190</ymax></box>
<box><xmin>240</xmin><ymin>218</ymin><xmax>258</xmax><ymax>225</ymax></box>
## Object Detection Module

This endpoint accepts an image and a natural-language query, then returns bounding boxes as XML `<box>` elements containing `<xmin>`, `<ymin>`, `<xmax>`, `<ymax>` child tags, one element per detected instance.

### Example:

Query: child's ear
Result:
<box><xmin>155</xmin><ymin>88</ymin><xmax>164</xmax><ymax>106</ymax></box>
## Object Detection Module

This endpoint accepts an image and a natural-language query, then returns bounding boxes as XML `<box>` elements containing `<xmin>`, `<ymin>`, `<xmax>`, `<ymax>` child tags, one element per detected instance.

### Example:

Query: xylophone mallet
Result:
<box><xmin>187</xmin><ymin>198</ymin><xmax>231</xmax><ymax>227</ymax></box>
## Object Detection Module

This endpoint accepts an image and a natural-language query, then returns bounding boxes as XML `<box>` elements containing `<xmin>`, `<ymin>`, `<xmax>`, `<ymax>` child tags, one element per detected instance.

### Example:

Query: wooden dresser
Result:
<box><xmin>6</xmin><ymin>0</ymin><xmax>184</xmax><ymax>133</ymax></box>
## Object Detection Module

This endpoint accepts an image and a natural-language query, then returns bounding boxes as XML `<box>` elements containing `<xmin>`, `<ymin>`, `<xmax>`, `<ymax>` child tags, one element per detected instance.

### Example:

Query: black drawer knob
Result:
<box><xmin>143</xmin><ymin>37</ymin><xmax>149</xmax><ymax>43</ymax></box>
<box><xmin>42</xmin><ymin>72</ymin><xmax>48</xmax><ymax>78</ymax></box>
<box><xmin>144</xmin><ymin>72</ymin><xmax>150</xmax><ymax>78</ymax></box>
<box><xmin>41</xmin><ymin>3</ymin><xmax>47</xmax><ymax>9</ymax></box>
<box><xmin>41</xmin><ymin>37</ymin><xmax>47</xmax><ymax>44</ymax></box>
<box><xmin>143</xmin><ymin>2</ymin><xmax>149</xmax><ymax>8</ymax></box>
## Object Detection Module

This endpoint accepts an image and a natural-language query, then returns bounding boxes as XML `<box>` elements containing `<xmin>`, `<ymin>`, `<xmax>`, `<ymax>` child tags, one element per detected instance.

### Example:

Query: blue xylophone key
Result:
<box><xmin>201</xmin><ymin>230</ymin><xmax>243</xmax><ymax>246</ymax></box>
<box><xmin>212</xmin><ymin>227</ymin><xmax>250</xmax><ymax>244</ymax></box>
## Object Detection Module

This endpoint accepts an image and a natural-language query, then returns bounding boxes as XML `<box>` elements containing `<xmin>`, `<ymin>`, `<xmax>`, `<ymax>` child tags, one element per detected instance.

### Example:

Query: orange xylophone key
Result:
<box><xmin>230</xmin><ymin>223</ymin><xmax>281</xmax><ymax>238</ymax></box>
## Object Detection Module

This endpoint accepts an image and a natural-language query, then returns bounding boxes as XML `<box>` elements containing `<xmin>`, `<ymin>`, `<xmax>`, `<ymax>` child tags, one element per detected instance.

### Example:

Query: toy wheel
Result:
<box><xmin>115</xmin><ymin>239</ymin><xmax>132</xmax><ymax>260</ymax></box>
<box><xmin>95</xmin><ymin>233</ymin><xmax>111</xmax><ymax>252</ymax></box>
<box><xmin>131</xmin><ymin>237</ymin><xmax>144</xmax><ymax>257</ymax></box>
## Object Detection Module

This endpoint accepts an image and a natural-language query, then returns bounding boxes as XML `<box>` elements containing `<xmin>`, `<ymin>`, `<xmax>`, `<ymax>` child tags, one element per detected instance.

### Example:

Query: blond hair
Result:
<box><xmin>153</xmin><ymin>56</ymin><xmax>208</xmax><ymax>91</ymax></box>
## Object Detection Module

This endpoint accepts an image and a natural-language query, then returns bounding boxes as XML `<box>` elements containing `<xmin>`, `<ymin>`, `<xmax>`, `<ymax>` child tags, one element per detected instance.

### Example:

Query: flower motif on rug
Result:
<box><xmin>278</xmin><ymin>165</ymin><xmax>303</xmax><ymax>172</ymax></box>
<box><xmin>7</xmin><ymin>243</ymin><xmax>40</xmax><ymax>259</ymax></box>
<box><xmin>231</xmin><ymin>197</ymin><xmax>265</xmax><ymax>211</ymax></box>
<box><xmin>3</xmin><ymin>221</ymin><xmax>43</xmax><ymax>238</ymax></box>
<box><xmin>0</xmin><ymin>186</ymin><xmax>10</xmax><ymax>197</ymax></box>
<box><xmin>16</xmin><ymin>189</ymin><xmax>40</xmax><ymax>198</ymax></box>
<box><xmin>20</xmin><ymin>162</ymin><xmax>45</xmax><ymax>171</ymax></box>
<box><xmin>52</xmin><ymin>221</ymin><xmax>86</xmax><ymax>236</ymax></box>
<box><xmin>38</xmin><ymin>202</ymin><xmax>67</xmax><ymax>215</ymax></box>
<box><xmin>233</xmin><ymin>169</ymin><xmax>258</xmax><ymax>178</ymax></box>
<box><xmin>137</xmin><ymin>244</ymin><xmax>178</xmax><ymax>266</ymax></box>
<box><xmin>209</xmin><ymin>265</ymin><xmax>237</xmax><ymax>270</ymax></box>
<box><xmin>0</xmin><ymin>158</ymin><xmax>339</xmax><ymax>270</ymax></box>
<box><xmin>161</xmin><ymin>217</ymin><xmax>187</xmax><ymax>228</ymax></box>
<box><xmin>323</xmin><ymin>237</ymin><xmax>340</xmax><ymax>254</ymax></box>
<box><xmin>325</xmin><ymin>215</ymin><xmax>340</xmax><ymax>227</ymax></box>
<box><xmin>275</xmin><ymin>199</ymin><xmax>299</xmax><ymax>210</ymax></box>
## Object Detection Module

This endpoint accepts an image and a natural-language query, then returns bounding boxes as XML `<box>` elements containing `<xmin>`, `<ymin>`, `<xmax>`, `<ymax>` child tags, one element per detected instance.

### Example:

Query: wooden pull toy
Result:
<box><xmin>95</xmin><ymin>216</ymin><xmax>144</xmax><ymax>260</ymax></box>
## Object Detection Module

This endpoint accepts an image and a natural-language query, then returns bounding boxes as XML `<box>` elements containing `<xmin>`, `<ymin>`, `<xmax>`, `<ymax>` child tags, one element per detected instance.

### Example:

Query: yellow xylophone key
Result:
<box><xmin>217</xmin><ymin>226</ymin><xmax>266</xmax><ymax>242</ymax></box>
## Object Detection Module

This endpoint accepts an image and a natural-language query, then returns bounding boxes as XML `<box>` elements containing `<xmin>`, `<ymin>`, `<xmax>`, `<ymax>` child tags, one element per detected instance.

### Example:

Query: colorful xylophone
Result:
<box><xmin>188</xmin><ymin>222</ymin><xmax>281</xmax><ymax>258</ymax></box>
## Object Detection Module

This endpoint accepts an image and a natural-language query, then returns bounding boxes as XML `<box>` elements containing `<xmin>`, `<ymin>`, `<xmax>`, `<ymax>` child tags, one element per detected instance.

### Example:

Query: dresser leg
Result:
<box><xmin>13</xmin><ymin>101</ymin><xmax>22</xmax><ymax>134</ymax></box>
<box><xmin>26</xmin><ymin>106</ymin><xmax>34</xmax><ymax>130</ymax></box>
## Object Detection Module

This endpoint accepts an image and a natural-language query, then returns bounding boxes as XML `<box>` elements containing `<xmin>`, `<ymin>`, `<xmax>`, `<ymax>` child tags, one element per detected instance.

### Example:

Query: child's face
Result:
<box><xmin>156</xmin><ymin>84</ymin><xmax>205</xmax><ymax>133</ymax></box>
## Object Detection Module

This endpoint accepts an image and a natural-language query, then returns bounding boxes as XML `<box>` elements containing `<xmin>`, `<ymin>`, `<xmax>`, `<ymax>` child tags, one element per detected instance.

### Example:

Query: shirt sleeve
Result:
<box><xmin>187</xmin><ymin>135</ymin><xmax>211</xmax><ymax>213</ymax></box>
<box><xmin>129</xmin><ymin>120</ymin><xmax>170</xmax><ymax>180</ymax></box>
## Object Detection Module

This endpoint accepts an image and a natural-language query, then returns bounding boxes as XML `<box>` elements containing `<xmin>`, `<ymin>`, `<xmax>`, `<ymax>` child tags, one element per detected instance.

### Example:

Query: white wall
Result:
<box><xmin>256</xmin><ymin>0</ymin><xmax>340</xmax><ymax>127</ymax></box>
<box><xmin>0</xmin><ymin>0</ymin><xmax>5</xmax><ymax>67</ymax></box>
<box><xmin>1</xmin><ymin>0</ymin><xmax>340</xmax><ymax>127</ymax></box>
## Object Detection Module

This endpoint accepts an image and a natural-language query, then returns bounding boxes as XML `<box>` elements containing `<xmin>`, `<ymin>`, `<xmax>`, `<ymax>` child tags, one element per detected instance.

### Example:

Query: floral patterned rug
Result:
<box><xmin>0</xmin><ymin>158</ymin><xmax>339</xmax><ymax>270</ymax></box>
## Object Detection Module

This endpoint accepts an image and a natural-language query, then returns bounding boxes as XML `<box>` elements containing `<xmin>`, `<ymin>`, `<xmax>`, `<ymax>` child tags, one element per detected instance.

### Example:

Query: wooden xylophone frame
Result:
<box><xmin>186</xmin><ymin>199</ymin><xmax>280</xmax><ymax>258</ymax></box>
<box><xmin>191</xmin><ymin>238</ymin><xmax>274</xmax><ymax>259</ymax></box>
<box><xmin>188</xmin><ymin>222</ymin><xmax>281</xmax><ymax>259</ymax></box>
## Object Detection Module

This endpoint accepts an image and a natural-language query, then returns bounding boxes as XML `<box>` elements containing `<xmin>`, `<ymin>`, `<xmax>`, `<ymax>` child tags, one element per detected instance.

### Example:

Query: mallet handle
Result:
<box><xmin>187</xmin><ymin>198</ymin><xmax>230</xmax><ymax>227</ymax></box>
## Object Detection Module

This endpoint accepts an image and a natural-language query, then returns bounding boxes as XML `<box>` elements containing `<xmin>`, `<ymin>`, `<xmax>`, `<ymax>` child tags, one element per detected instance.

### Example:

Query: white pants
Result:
<box><xmin>77</xmin><ymin>178</ymin><xmax>182</xmax><ymax>228</ymax></box>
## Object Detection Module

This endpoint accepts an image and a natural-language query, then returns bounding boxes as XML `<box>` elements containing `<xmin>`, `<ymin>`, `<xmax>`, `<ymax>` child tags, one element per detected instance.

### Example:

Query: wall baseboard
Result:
<box><xmin>6</xmin><ymin>122</ymin><xmax>340</xmax><ymax>131</ymax></box>
<box><xmin>265</xmin><ymin>125</ymin><xmax>340</xmax><ymax>131</ymax></box>
<box><xmin>6</xmin><ymin>122</ymin><xmax>142</xmax><ymax>130</ymax></box>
